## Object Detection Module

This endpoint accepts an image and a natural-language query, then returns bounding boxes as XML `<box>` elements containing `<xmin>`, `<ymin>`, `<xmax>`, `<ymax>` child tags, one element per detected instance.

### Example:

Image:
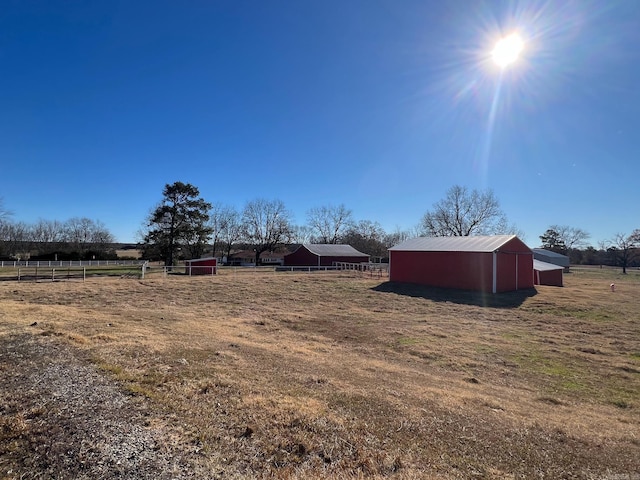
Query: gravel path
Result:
<box><xmin>0</xmin><ymin>334</ymin><xmax>200</xmax><ymax>480</ymax></box>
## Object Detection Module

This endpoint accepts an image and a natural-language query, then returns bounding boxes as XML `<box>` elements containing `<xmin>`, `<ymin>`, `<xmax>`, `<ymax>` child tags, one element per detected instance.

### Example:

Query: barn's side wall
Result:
<box><xmin>534</xmin><ymin>269</ymin><xmax>563</xmax><ymax>287</ymax></box>
<box><xmin>389</xmin><ymin>251</ymin><xmax>494</xmax><ymax>292</ymax></box>
<box><xmin>284</xmin><ymin>247</ymin><xmax>369</xmax><ymax>266</ymax></box>
<box><xmin>495</xmin><ymin>252</ymin><xmax>534</xmax><ymax>292</ymax></box>
<box><xmin>498</xmin><ymin>237</ymin><xmax>534</xmax><ymax>292</ymax></box>
<box><xmin>186</xmin><ymin>258</ymin><xmax>217</xmax><ymax>275</ymax></box>
<box><xmin>318</xmin><ymin>255</ymin><xmax>369</xmax><ymax>266</ymax></box>
<box><xmin>283</xmin><ymin>247</ymin><xmax>318</xmax><ymax>266</ymax></box>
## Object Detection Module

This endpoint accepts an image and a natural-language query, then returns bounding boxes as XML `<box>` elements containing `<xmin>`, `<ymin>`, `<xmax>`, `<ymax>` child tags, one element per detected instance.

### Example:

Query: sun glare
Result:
<box><xmin>492</xmin><ymin>33</ymin><xmax>524</xmax><ymax>68</ymax></box>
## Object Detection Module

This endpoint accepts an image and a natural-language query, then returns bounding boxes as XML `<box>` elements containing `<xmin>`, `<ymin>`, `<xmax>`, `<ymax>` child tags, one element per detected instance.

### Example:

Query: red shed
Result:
<box><xmin>185</xmin><ymin>257</ymin><xmax>217</xmax><ymax>275</ymax></box>
<box><xmin>283</xmin><ymin>244</ymin><xmax>369</xmax><ymax>267</ymax></box>
<box><xmin>388</xmin><ymin>235</ymin><xmax>533</xmax><ymax>293</ymax></box>
<box><xmin>533</xmin><ymin>259</ymin><xmax>563</xmax><ymax>287</ymax></box>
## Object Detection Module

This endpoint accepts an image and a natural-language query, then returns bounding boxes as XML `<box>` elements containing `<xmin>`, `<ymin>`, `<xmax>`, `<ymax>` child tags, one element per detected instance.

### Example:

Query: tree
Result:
<box><xmin>241</xmin><ymin>199</ymin><xmax>292</xmax><ymax>265</ymax></box>
<box><xmin>548</xmin><ymin>225</ymin><xmax>590</xmax><ymax>250</ymax></box>
<box><xmin>64</xmin><ymin>218</ymin><xmax>115</xmax><ymax>258</ymax></box>
<box><xmin>607</xmin><ymin>231</ymin><xmax>640</xmax><ymax>274</ymax></box>
<box><xmin>0</xmin><ymin>198</ymin><xmax>13</xmax><ymax>257</ymax></box>
<box><xmin>143</xmin><ymin>182</ymin><xmax>212</xmax><ymax>266</ymax></box>
<box><xmin>0</xmin><ymin>198</ymin><xmax>11</xmax><ymax>224</ymax></box>
<box><xmin>209</xmin><ymin>203</ymin><xmax>242</xmax><ymax>259</ymax></box>
<box><xmin>306</xmin><ymin>204</ymin><xmax>353</xmax><ymax>244</ymax></box>
<box><xmin>290</xmin><ymin>225</ymin><xmax>314</xmax><ymax>244</ymax></box>
<box><xmin>384</xmin><ymin>226</ymin><xmax>416</xmax><ymax>250</ymax></box>
<box><xmin>31</xmin><ymin>219</ymin><xmax>66</xmax><ymax>254</ymax></box>
<box><xmin>419</xmin><ymin>185</ymin><xmax>516</xmax><ymax>237</ymax></box>
<box><xmin>0</xmin><ymin>221</ymin><xmax>29</xmax><ymax>259</ymax></box>
<box><xmin>539</xmin><ymin>228</ymin><xmax>567</xmax><ymax>254</ymax></box>
<box><xmin>340</xmin><ymin>220</ymin><xmax>388</xmax><ymax>258</ymax></box>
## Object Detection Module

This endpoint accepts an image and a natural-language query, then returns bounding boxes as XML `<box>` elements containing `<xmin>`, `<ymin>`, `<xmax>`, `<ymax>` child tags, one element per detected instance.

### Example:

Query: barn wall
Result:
<box><xmin>284</xmin><ymin>247</ymin><xmax>369</xmax><ymax>266</ymax></box>
<box><xmin>186</xmin><ymin>258</ymin><xmax>217</xmax><ymax>275</ymax></box>
<box><xmin>495</xmin><ymin>238</ymin><xmax>534</xmax><ymax>292</ymax></box>
<box><xmin>495</xmin><ymin>252</ymin><xmax>534</xmax><ymax>292</ymax></box>
<box><xmin>517</xmin><ymin>254</ymin><xmax>534</xmax><ymax>289</ymax></box>
<box><xmin>318</xmin><ymin>255</ymin><xmax>369</xmax><ymax>266</ymax></box>
<box><xmin>283</xmin><ymin>247</ymin><xmax>318</xmax><ymax>266</ymax></box>
<box><xmin>534</xmin><ymin>269</ymin><xmax>563</xmax><ymax>287</ymax></box>
<box><xmin>389</xmin><ymin>251</ymin><xmax>494</xmax><ymax>292</ymax></box>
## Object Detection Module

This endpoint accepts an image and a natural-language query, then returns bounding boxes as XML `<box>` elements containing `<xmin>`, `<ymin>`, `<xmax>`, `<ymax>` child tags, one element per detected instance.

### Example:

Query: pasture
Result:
<box><xmin>0</xmin><ymin>268</ymin><xmax>639</xmax><ymax>479</ymax></box>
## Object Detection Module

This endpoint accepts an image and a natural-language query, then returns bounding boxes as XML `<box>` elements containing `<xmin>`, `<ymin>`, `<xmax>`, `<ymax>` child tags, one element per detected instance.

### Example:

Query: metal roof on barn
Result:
<box><xmin>533</xmin><ymin>259</ymin><xmax>564</xmax><ymax>272</ymax></box>
<box><xmin>303</xmin><ymin>244</ymin><xmax>368</xmax><ymax>257</ymax></box>
<box><xmin>389</xmin><ymin>235</ymin><xmax>523</xmax><ymax>253</ymax></box>
<box><xmin>532</xmin><ymin>248</ymin><xmax>570</xmax><ymax>266</ymax></box>
<box><xmin>185</xmin><ymin>257</ymin><xmax>217</xmax><ymax>262</ymax></box>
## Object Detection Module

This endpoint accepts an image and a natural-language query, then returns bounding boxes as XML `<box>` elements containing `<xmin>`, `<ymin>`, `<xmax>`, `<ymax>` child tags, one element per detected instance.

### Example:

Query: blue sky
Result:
<box><xmin>1</xmin><ymin>0</ymin><xmax>638</xmax><ymax>246</ymax></box>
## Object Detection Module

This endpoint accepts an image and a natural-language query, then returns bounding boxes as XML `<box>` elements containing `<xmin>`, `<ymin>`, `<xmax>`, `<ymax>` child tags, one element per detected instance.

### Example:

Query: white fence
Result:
<box><xmin>0</xmin><ymin>260</ymin><xmax>146</xmax><ymax>268</ymax></box>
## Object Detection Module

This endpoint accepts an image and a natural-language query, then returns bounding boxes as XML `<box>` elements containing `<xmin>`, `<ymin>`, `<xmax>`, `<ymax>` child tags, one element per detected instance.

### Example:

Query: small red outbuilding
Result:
<box><xmin>533</xmin><ymin>259</ymin><xmax>563</xmax><ymax>287</ymax></box>
<box><xmin>283</xmin><ymin>244</ymin><xmax>369</xmax><ymax>267</ymax></box>
<box><xmin>185</xmin><ymin>257</ymin><xmax>217</xmax><ymax>275</ymax></box>
<box><xmin>388</xmin><ymin>235</ymin><xmax>534</xmax><ymax>293</ymax></box>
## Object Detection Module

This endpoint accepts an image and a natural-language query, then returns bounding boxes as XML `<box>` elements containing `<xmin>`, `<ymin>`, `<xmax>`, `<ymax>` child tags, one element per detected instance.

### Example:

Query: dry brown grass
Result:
<box><xmin>1</xmin><ymin>269</ymin><xmax>639</xmax><ymax>478</ymax></box>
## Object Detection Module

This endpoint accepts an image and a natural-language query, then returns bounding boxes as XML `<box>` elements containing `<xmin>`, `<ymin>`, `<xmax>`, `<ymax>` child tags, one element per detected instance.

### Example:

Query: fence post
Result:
<box><xmin>52</xmin><ymin>268</ymin><xmax>55</xmax><ymax>282</ymax></box>
<box><xmin>83</xmin><ymin>267</ymin><xmax>86</xmax><ymax>282</ymax></box>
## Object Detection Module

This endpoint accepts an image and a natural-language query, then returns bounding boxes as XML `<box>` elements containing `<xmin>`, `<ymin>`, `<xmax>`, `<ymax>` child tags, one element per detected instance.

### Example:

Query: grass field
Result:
<box><xmin>0</xmin><ymin>269</ymin><xmax>639</xmax><ymax>478</ymax></box>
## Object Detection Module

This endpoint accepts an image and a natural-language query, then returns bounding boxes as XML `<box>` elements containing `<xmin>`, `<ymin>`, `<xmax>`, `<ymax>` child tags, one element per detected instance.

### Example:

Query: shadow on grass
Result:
<box><xmin>372</xmin><ymin>282</ymin><xmax>537</xmax><ymax>308</ymax></box>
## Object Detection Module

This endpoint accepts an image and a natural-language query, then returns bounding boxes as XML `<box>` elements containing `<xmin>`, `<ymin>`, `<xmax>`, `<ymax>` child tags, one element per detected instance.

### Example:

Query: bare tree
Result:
<box><xmin>0</xmin><ymin>198</ymin><xmax>11</xmax><ymax>223</ymax></box>
<box><xmin>607</xmin><ymin>230</ymin><xmax>640</xmax><ymax>274</ymax></box>
<box><xmin>0</xmin><ymin>221</ymin><xmax>30</xmax><ymax>259</ymax></box>
<box><xmin>64</xmin><ymin>218</ymin><xmax>96</xmax><ymax>255</ymax></box>
<box><xmin>64</xmin><ymin>218</ymin><xmax>115</xmax><ymax>258</ymax></box>
<box><xmin>384</xmin><ymin>226</ymin><xmax>415</xmax><ymax>249</ymax></box>
<box><xmin>31</xmin><ymin>219</ymin><xmax>66</xmax><ymax>247</ymax></box>
<box><xmin>340</xmin><ymin>220</ymin><xmax>388</xmax><ymax>258</ymax></box>
<box><xmin>549</xmin><ymin>225</ymin><xmax>590</xmax><ymax>249</ymax></box>
<box><xmin>306</xmin><ymin>204</ymin><xmax>353</xmax><ymax>244</ymax></box>
<box><xmin>242</xmin><ymin>199</ymin><xmax>292</xmax><ymax>265</ymax></box>
<box><xmin>290</xmin><ymin>225</ymin><xmax>314</xmax><ymax>245</ymax></box>
<box><xmin>209</xmin><ymin>204</ymin><xmax>241</xmax><ymax>258</ymax></box>
<box><xmin>419</xmin><ymin>185</ymin><xmax>516</xmax><ymax>237</ymax></box>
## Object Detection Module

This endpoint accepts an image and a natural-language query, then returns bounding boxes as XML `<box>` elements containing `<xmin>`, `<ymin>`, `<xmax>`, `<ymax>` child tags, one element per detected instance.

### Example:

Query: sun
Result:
<box><xmin>492</xmin><ymin>33</ymin><xmax>524</xmax><ymax>68</ymax></box>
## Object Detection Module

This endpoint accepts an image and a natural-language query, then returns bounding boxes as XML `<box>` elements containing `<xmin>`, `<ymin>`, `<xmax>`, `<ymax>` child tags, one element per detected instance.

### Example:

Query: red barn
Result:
<box><xmin>185</xmin><ymin>257</ymin><xmax>217</xmax><ymax>275</ymax></box>
<box><xmin>283</xmin><ymin>244</ymin><xmax>369</xmax><ymax>267</ymax></box>
<box><xmin>533</xmin><ymin>259</ymin><xmax>563</xmax><ymax>287</ymax></box>
<box><xmin>388</xmin><ymin>235</ymin><xmax>534</xmax><ymax>293</ymax></box>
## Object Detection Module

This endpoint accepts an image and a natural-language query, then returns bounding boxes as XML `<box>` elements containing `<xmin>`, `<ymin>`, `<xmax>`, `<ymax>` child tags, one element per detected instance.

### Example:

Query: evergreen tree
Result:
<box><xmin>143</xmin><ymin>182</ymin><xmax>212</xmax><ymax>266</ymax></box>
<box><xmin>539</xmin><ymin>228</ymin><xmax>567</xmax><ymax>254</ymax></box>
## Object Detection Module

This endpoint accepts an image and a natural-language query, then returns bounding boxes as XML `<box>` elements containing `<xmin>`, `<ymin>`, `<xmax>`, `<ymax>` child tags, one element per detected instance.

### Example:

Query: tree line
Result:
<box><xmin>2</xmin><ymin>184</ymin><xmax>638</xmax><ymax>271</ymax></box>
<box><xmin>140</xmin><ymin>182</ymin><xmax>413</xmax><ymax>265</ymax></box>
<box><xmin>540</xmin><ymin>226</ymin><xmax>640</xmax><ymax>273</ymax></box>
<box><xmin>0</xmin><ymin>215</ymin><xmax>115</xmax><ymax>260</ymax></box>
<box><xmin>141</xmin><ymin>182</ymin><xmax>639</xmax><ymax>270</ymax></box>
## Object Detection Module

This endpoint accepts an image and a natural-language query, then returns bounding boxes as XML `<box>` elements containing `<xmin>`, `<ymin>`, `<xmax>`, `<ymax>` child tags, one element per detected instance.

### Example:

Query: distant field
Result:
<box><xmin>115</xmin><ymin>249</ymin><xmax>142</xmax><ymax>259</ymax></box>
<box><xmin>0</xmin><ymin>269</ymin><xmax>638</xmax><ymax>478</ymax></box>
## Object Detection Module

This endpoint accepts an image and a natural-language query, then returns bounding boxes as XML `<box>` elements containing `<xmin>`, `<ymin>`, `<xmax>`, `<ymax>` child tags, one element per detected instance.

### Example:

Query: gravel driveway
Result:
<box><xmin>0</xmin><ymin>333</ymin><xmax>201</xmax><ymax>480</ymax></box>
